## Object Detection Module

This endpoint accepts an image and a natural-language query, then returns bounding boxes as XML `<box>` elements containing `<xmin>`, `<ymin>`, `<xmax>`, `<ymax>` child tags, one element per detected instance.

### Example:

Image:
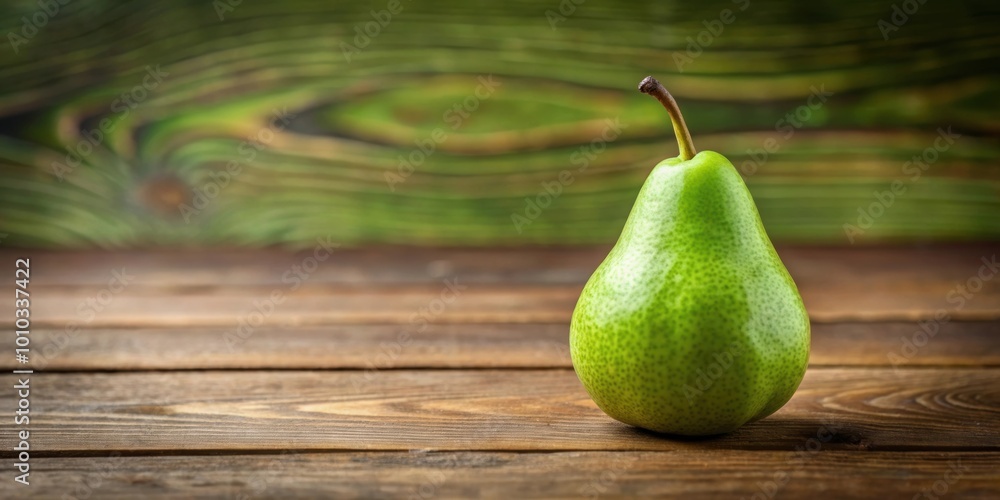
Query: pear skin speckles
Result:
<box><xmin>569</xmin><ymin>151</ymin><xmax>810</xmax><ymax>436</ymax></box>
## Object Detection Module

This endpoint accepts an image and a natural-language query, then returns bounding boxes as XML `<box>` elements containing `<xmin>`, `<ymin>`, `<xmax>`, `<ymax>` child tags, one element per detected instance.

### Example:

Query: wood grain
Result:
<box><xmin>1</xmin><ymin>2</ymin><xmax>999</xmax><ymax>247</ymax></box>
<box><xmin>3</xmin><ymin>451</ymin><xmax>997</xmax><ymax>499</ymax></box>
<box><xmin>809</xmin><ymin>321</ymin><xmax>1000</xmax><ymax>367</ymax></box>
<box><xmin>0</xmin><ymin>246</ymin><xmax>996</xmax><ymax>498</ymax></box>
<box><xmin>2</xmin><ymin>368</ymin><xmax>996</xmax><ymax>455</ymax></box>
<box><xmin>1</xmin><ymin>247</ymin><xmax>604</xmax><ymax>286</ymax></box>
<box><xmin>6</xmin><ymin>244</ymin><xmax>997</xmax><ymax>287</ymax></box>
<box><xmin>9</xmin><ymin>285</ymin><xmax>999</xmax><ymax>327</ymax></box>
<box><xmin>5</xmin><ymin>322</ymin><xmax>997</xmax><ymax>371</ymax></box>
<box><xmin>4</xmin><ymin>245</ymin><xmax>997</xmax><ymax>326</ymax></box>
<box><xmin>5</xmin><ymin>286</ymin><xmax>578</xmax><ymax>327</ymax></box>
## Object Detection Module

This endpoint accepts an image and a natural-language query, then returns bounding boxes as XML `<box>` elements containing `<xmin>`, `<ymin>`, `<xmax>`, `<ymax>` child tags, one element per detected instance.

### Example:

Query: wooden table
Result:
<box><xmin>1</xmin><ymin>245</ymin><xmax>999</xmax><ymax>498</ymax></box>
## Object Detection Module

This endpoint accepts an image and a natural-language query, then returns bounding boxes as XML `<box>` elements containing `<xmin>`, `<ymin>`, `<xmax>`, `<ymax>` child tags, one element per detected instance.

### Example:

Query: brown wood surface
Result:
<box><xmin>1</xmin><ymin>368</ymin><xmax>997</xmax><ymax>454</ymax></box>
<box><xmin>14</xmin><ymin>452</ymin><xmax>1000</xmax><ymax>500</ymax></box>
<box><xmin>9</xmin><ymin>245</ymin><xmax>997</xmax><ymax>287</ymax></box>
<box><xmin>3</xmin><ymin>322</ymin><xmax>997</xmax><ymax>371</ymax></box>
<box><xmin>0</xmin><ymin>245</ymin><xmax>998</xmax><ymax>498</ymax></box>
<box><xmin>3</xmin><ymin>245</ymin><xmax>999</xmax><ymax>325</ymax></box>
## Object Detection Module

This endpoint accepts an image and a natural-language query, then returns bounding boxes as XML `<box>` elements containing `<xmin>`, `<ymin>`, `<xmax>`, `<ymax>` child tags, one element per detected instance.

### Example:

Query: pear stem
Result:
<box><xmin>638</xmin><ymin>76</ymin><xmax>697</xmax><ymax>161</ymax></box>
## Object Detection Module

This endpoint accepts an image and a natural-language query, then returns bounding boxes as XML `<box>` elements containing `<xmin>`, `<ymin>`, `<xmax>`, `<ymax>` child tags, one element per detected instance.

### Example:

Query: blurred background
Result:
<box><xmin>0</xmin><ymin>0</ymin><xmax>997</xmax><ymax>248</ymax></box>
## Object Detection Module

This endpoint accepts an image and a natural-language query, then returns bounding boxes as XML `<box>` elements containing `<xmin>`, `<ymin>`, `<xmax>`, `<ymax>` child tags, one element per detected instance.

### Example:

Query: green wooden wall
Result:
<box><xmin>0</xmin><ymin>0</ymin><xmax>998</xmax><ymax>247</ymax></box>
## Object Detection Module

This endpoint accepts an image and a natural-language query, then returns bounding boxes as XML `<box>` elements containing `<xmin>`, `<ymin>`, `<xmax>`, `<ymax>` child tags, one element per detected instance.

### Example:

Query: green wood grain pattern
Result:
<box><xmin>0</xmin><ymin>0</ymin><xmax>998</xmax><ymax>247</ymax></box>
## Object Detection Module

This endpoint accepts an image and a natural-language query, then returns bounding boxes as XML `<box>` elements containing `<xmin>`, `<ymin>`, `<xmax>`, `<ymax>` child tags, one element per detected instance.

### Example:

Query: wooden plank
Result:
<box><xmin>809</xmin><ymin>321</ymin><xmax>1000</xmax><ymax>367</ymax></box>
<box><xmin>2</xmin><ymin>368</ymin><xmax>996</xmax><ymax>454</ymax></box>
<box><xmin>781</xmin><ymin>245</ymin><xmax>1000</xmax><ymax>321</ymax></box>
<box><xmin>0</xmin><ymin>247</ymin><xmax>601</xmax><ymax>286</ymax></box>
<box><xmin>3</xmin><ymin>286</ymin><xmax>578</xmax><ymax>327</ymax></box>
<box><xmin>6</xmin><ymin>324</ymin><xmax>574</xmax><ymax>371</ymax></box>
<box><xmin>4</xmin><ymin>245</ymin><xmax>996</xmax><ymax>287</ymax></box>
<box><xmin>8</xmin><ymin>284</ymin><xmax>998</xmax><ymax>327</ymax></box>
<box><xmin>3</xmin><ymin>245</ymin><xmax>997</xmax><ymax>326</ymax></box>
<box><xmin>6</xmin><ymin>322</ymin><xmax>997</xmax><ymax>371</ymax></box>
<box><xmin>4</xmin><ymin>451</ymin><xmax>998</xmax><ymax>499</ymax></box>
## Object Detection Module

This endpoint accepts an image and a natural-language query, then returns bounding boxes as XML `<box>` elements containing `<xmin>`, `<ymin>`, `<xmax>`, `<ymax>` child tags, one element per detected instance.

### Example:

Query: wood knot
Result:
<box><xmin>136</xmin><ymin>174</ymin><xmax>192</xmax><ymax>218</ymax></box>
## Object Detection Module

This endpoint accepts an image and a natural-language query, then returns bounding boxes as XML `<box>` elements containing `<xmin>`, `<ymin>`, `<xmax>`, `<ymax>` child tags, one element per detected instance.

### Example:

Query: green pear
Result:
<box><xmin>570</xmin><ymin>76</ymin><xmax>810</xmax><ymax>436</ymax></box>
